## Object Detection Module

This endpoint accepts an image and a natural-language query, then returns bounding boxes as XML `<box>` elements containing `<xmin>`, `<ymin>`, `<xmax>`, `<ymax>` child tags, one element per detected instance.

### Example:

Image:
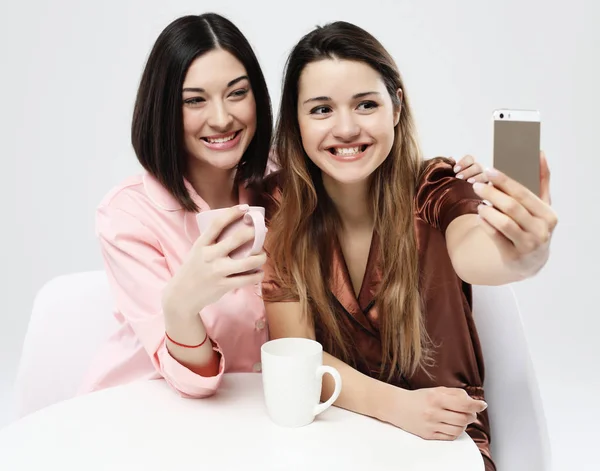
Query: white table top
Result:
<box><xmin>0</xmin><ymin>373</ymin><xmax>484</xmax><ymax>471</ymax></box>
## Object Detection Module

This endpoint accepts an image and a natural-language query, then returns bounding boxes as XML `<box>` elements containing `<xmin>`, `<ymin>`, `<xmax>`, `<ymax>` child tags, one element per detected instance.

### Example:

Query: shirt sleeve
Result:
<box><xmin>464</xmin><ymin>386</ymin><xmax>495</xmax><ymax>471</ymax></box>
<box><xmin>96</xmin><ymin>204</ymin><xmax>225</xmax><ymax>398</ymax></box>
<box><xmin>260</xmin><ymin>178</ymin><xmax>300</xmax><ymax>304</ymax></box>
<box><xmin>415</xmin><ymin>158</ymin><xmax>482</xmax><ymax>234</ymax></box>
<box><xmin>261</xmin><ymin>257</ymin><xmax>300</xmax><ymax>303</ymax></box>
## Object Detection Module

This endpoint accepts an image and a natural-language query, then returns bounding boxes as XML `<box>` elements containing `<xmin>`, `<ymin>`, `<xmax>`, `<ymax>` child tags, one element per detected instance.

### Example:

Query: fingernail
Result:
<box><xmin>238</xmin><ymin>204</ymin><xmax>249</xmax><ymax>211</ymax></box>
<box><xmin>467</xmin><ymin>177</ymin><xmax>475</xmax><ymax>184</ymax></box>
<box><xmin>454</xmin><ymin>165</ymin><xmax>462</xmax><ymax>173</ymax></box>
<box><xmin>481</xmin><ymin>401</ymin><xmax>488</xmax><ymax>410</ymax></box>
<box><xmin>472</xmin><ymin>182</ymin><xmax>485</xmax><ymax>192</ymax></box>
<box><xmin>485</xmin><ymin>167</ymin><xmax>499</xmax><ymax>177</ymax></box>
<box><xmin>456</xmin><ymin>173</ymin><xmax>465</xmax><ymax>179</ymax></box>
<box><xmin>478</xmin><ymin>200</ymin><xmax>493</xmax><ymax>210</ymax></box>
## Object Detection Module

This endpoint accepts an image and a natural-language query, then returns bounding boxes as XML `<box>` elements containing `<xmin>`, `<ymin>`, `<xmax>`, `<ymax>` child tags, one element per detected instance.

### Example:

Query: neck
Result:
<box><xmin>322</xmin><ymin>174</ymin><xmax>373</xmax><ymax>232</ymax></box>
<box><xmin>186</xmin><ymin>161</ymin><xmax>238</xmax><ymax>209</ymax></box>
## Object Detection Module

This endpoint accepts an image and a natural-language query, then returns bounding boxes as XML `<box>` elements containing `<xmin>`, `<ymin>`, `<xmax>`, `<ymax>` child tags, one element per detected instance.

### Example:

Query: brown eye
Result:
<box><xmin>230</xmin><ymin>88</ymin><xmax>249</xmax><ymax>98</ymax></box>
<box><xmin>310</xmin><ymin>105</ymin><xmax>331</xmax><ymax>115</ymax></box>
<box><xmin>357</xmin><ymin>101</ymin><xmax>378</xmax><ymax>111</ymax></box>
<box><xmin>184</xmin><ymin>97</ymin><xmax>205</xmax><ymax>107</ymax></box>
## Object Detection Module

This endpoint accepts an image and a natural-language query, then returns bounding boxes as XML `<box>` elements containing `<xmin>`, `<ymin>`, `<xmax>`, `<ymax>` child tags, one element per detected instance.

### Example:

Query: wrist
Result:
<box><xmin>515</xmin><ymin>247</ymin><xmax>549</xmax><ymax>281</ymax></box>
<box><xmin>162</xmin><ymin>293</ymin><xmax>208</xmax><ymax>338</ymax></box>
<box><xmin>370</xmin><ymin>381</ymin><xmax>411</xmax><ymax>422</ymax></box>
<box><xmin>162</xmin><ymin>284</ymin><xmax>205</xmax><ymax>320</ymax></box>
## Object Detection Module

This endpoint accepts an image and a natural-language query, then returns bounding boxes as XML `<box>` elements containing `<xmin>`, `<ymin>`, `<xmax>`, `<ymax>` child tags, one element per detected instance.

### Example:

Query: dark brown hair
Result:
<box><xmin>131</xmin><ymin>13</ymin><xmax>272</xmax><ymax>211</ymax></box>
<box><xmin>267</xmin><ymin>21</ymin><xmax>430</xmax><ymax>379</ymax></box>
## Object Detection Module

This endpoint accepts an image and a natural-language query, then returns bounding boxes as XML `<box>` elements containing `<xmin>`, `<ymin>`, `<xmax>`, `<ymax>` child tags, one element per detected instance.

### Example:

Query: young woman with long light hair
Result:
<box><xmin>263</xmin><ymin>21</ymin><xmax>557</xmax><ymax>471</ymax></box>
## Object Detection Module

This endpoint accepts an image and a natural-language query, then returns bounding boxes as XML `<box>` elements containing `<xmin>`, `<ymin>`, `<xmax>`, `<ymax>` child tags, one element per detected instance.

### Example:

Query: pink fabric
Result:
<box><xmin>79</xmin><ymin>173</ymin><xmax>268</xmax><ymax>398</ymax></box>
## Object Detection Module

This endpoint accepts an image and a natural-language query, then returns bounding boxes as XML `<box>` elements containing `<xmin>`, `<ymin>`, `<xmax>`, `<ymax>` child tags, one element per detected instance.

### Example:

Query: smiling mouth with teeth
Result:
<box><xmin>202</xmin><ymin>131</ymin><xmax>239</xmax><ymax>144</ymax></box>
<box><xmin>328</xmin><ymin>144</ymin><xmax>369</xmax><ymax>156</ymax></box>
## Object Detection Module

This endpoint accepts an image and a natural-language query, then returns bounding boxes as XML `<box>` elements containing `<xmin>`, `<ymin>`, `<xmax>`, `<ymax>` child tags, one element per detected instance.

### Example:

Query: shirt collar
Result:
<box><xmin>143</xmin><ymin>172</ymin><xmax>256</xmax><ymax>212</ymax></box>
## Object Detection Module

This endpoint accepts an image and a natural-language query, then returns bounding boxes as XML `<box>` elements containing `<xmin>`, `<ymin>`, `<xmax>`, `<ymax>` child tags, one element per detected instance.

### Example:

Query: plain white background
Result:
<box><xmin>0</xmin><ymin>0</ymin><xmax>597</xmax><ymax>469</ymax></box>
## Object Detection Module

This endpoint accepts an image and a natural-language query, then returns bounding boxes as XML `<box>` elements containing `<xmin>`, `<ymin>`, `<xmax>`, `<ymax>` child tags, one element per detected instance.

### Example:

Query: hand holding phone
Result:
<box><xmin>471</xmin><ymin>146</ymin><xmax>557</xmax><ymax>276</ymax></box>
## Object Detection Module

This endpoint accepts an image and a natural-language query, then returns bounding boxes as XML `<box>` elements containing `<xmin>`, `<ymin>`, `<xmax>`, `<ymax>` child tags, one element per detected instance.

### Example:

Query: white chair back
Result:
<box><xmin>472</xmin><ymin>284</ymin><xmax>552</xmax><ymax>470</ymax></box>
<box><xmin>15</xmin><ymin>271</ymin><xmax>118</xmax><ymax>417</ymax></box>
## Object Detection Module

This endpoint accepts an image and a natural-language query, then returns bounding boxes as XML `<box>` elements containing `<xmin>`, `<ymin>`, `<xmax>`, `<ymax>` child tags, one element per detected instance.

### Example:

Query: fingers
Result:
<box><xmin>225</xmin><ymin>266</ymin><xmax>265</xmax><ymax>290</ymax></box>
<box><xmin>441</xmin><ymin>388</ymin><xmax>488</xmax><ymax>414</ymax></box>
<box><xmin>428</xmin><ymin>410</ymin><xmax>473</xmax><ymax>440</ymax></box>
<box><xmin>465</xmin><ymin>171</ymin><xmax>488</xmax><ymax>184</ymax></box>
<box><xmin>476</xmin><ymin>204</ymin><xmax>522</xmax><ymax>246</ymax></box>
<box><xmin>454</xmin><ymin>155</ymin><xmax>489</xmax><ymax>183</ymax></box>
<box><xmin>482</xmin><ymin>167</ymin><xmax>557</xmax><ymax>231</ymax></box>
<box><xmin>205</xmin><ymin>252</ymin><xmax>266</xmax><ymax>287</ymax></box>
<box><xmin>197</xmin><ymin>205</ymin><xmax>249</xmax><ymax>247</ymax></box>
<box><xmin>223</xmin><ymin>251</ymin><xmax>267</xmax><ymax>277</ymax></box>
<box><xmin>453</xmin><ymin>155</ymin><xmax>474</xmax><ymax>174</ymax></box>
<box><xmin>420</xmin><ymin>388</ymin><xmax>485</xmax><ymax>441</ymax></box>
<box><xmin>472</xmin><ymin>182</ymin><xmax>538</xmax><ymax>234</ymax></box>
<box><xmin>472</xmin><ymin>168</ymin><xmax>558</xmax><ymax>247</ymax></box>
<box><xmin>439</xmin><ymin>409</ymin><xmax>478</xmax><ymax>429</ymax></box>
<box><xmin>459</xmin><ymin>165</ymin><xmax>488</xmax><ymax>183</ymax></box>
<box><xmin>432</xmin><ymin>431</ymin><xmax>459</xmax><ymax>441</ymax></box>
<box><xmin>539</xmin><ymin>150</ymin><xmax>552</xmax><ymax>205</ymax></box>
<box><xmin>436</xmin><ymin>422</ymin><xmax>467</xmax><ymax>439</ymax></box>
<box><xmin>213</xmin><ymin>225</ymin><xmax>256</xmax><ymax>258</ymax></box>
<box><xmin>476</xmin><ymin>211</ymin><xmax>501</xmax><ymax>238</ymax></box>
<box><xmin>478</xmin><ymin>204</ymin><xmax>552</xmax><ymax>253</ymax></box>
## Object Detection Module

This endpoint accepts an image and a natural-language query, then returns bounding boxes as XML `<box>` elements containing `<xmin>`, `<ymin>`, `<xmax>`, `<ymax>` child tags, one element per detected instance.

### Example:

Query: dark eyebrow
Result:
<box><xmin>182</xmin><ymin>75</ymin><xmax>249</xmax><ymax>94</ymax></box>
<box><xmin>353</xmin><ymin>91</ymin><xmax>381</xmax><ymax>99</ymax></box>
<box><xmin>302</xmin><ymin>91</ymin><xmax>381</xmax><ymax>105</ymax></box>
<box><xmin>302</xmin><ymin>95</ymin><xmax>331</xmax><ymax>105</ymax></box>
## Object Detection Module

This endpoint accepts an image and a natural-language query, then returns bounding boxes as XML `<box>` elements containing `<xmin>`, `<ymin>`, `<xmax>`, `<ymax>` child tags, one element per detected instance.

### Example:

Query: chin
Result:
<box><xmin>215</xmin><ymin>156</ymin><xmax>243</xmax><ymax>170</ymax></box>
<box><xmin>191</xmin><ymin>152</ymin><xmax>244</xmax><ymax>171</ymax></box>
<box><xmin>323</xmin><ymin>163</ymin><xmax>379</xmax><ymax>186</ymax></box>
<box><xmin>322</xmin><ymin>169</ymin><xmax>372</xmax><ymax>186</ymax></box>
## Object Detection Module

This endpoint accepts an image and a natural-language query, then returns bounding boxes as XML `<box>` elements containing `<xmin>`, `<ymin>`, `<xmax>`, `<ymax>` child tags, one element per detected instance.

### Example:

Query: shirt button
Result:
<box><xmin>253</xmin><ymin>362</ymin><xmax>262</xmax><ymax>372</ymax></box>
<box><xmin>255</xmin><ymin>318</ymin><xmax>266</xmax><ymax>330</ymax></box>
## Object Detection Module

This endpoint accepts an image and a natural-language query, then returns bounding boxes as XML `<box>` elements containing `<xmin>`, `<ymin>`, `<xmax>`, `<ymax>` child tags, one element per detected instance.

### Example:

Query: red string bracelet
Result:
<box><xmin>165</xmin><ymin>331</ymin><xmax>209</xmax><ymax>349</ymax></box>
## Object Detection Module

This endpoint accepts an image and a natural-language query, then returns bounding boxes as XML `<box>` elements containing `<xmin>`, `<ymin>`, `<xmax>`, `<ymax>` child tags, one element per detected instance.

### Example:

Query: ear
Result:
<box><xmin>393</xmin><ymin>88</ymin><xmax>403</xmax><ymax>126</ymax></box>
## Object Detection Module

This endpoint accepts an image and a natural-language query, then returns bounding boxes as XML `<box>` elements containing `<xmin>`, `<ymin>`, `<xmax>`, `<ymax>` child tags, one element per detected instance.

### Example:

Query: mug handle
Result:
<box><xmin>243</xmin><ymin>211</ymin><xmax>266</xmax><ymax>256</ymax></box>
<box><xmin>313</xmin><ymin>365</ymin><xmax>342</xmax><ymax>416</ymax></box>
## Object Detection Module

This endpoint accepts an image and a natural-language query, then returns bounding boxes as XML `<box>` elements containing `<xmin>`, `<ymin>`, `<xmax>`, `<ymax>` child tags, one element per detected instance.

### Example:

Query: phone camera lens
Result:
<box><xmin>499</xmin><ymin>113</ymin><xmax>504</xmax><ymax>118</ymax></box>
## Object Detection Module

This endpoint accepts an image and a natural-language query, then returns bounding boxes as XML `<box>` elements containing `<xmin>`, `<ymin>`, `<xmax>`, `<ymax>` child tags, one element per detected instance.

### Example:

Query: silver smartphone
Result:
<box><xmin>492</xmin><ymin>109</ymin><xmax>541</xmax><ymax>196</ymax></box>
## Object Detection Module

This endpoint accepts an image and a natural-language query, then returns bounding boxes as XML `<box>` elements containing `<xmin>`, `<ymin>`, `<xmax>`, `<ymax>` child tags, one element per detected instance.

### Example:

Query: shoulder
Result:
<box><xmin>261</xmin><ymin>169</ymin><xmax>284</xmax><ymax>198</ymax></box>
<box><xmin>96</xmin><ymin>173</ymin><xmax>181</xmax><ymax>243</ymax></box>
<box><xmin>253</xmin><ymin>170</ymin><xmax>284</xmax><ymax>222</ymax></box>
<box><xmin>98</xmin><ymin>174</ymin><xmax>145</xmax><ymax>211</ymax></box>
<box><xmin>417</xmin><ymin>157</ymin><xmax>456</xmax><ymax>187</ymax></box>
<box><xmin>415</xmin><ymin>157</ymin><xmax>481</xmax><ymax>233</ymax></box>
<box><xmin>415</xmin><ymin>157</ymin><xmax>462</xmax><ymax>209</ymax></box>
<box><xmin>98</xmin><ymin>172</ymin><xmax>183</xmax><ymax>215</ymax></box>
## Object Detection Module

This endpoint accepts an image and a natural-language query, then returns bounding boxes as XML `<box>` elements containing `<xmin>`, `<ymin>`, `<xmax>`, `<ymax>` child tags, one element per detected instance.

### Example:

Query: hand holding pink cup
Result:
<box><xmin>196</xmin><ymin>206</ymin><xmax>266</xmax><ymax>260</ymax></box>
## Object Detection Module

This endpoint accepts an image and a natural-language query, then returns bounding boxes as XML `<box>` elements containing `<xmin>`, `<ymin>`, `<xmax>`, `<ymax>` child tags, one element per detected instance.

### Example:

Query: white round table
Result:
<box><xmin>0</xmin><ymin>373</ymin><xmax>484</xmax><ymax>470</ymax></box>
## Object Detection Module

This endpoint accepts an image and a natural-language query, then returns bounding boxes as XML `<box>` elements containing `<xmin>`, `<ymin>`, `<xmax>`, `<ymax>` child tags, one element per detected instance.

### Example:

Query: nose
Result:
<box><xmin>331</xmin><ymin>110</ymin><xmax>360</xmax><ymax>141</ymax></box>
<box><xmin>206</xmin><ymin>100</ymin><xmax>233</xmax><ymax>131</ymax></box>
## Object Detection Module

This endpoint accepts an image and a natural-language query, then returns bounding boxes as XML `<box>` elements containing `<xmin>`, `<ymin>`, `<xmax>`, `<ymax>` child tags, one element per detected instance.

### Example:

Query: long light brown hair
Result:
<box><xmin>267</xmin><ymin>21</ymin><xmax>430</xmax><ymax>379</ymax></box>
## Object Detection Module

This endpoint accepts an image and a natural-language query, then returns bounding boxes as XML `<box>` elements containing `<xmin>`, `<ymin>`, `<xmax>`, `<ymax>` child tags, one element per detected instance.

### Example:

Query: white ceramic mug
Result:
<box><xmin>261</xmin><ymin>337</ymin><xmax>342</xmax><ymax>427</ymax></box>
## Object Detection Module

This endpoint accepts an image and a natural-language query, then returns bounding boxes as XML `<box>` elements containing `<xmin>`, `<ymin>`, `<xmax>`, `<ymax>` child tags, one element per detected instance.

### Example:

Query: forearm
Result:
<box><xmin>447</xmin><ymin>215</ymin><xmax>548</xmax><ymax>285</ymax></box>
<box><xmin>163</xmin><ymin>306</ymin><xmax>220</xmax><ymax>377</ymax></box>
<box><xmin>321</xmin><ymin>352</ymin><xmax>400</xmax><ymax>421</ymax></box>
<box><xmin>450</xmin><ymin>226</ymin><xmax>527</xmax><ymax>285</ymax></box>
